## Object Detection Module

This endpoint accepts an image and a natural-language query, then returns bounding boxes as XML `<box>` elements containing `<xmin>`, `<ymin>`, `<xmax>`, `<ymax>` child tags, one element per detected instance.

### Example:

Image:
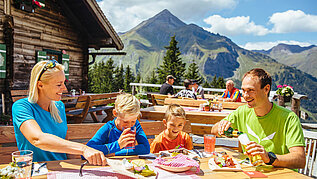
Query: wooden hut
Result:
<box><xmin>0</xmin><ymin>0</ymin><xmax>123</xmax><ymax>97</ymax></box>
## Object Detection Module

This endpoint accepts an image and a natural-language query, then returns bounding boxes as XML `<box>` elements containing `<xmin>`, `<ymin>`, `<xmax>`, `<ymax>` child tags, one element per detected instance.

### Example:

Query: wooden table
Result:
<box><xmin>164</xmin><ymin>98</ymin><xmax>246</xmax><ymax>110</ymax></box>
<box><xmin>141</xmin><ymin>106</ymin><xmax>232</xmax><ymax>135</ymax></box>
<box><xmin>0</xmin><ymin>147</ymin><xmax>309</xmax><ymax>179</ymax></box>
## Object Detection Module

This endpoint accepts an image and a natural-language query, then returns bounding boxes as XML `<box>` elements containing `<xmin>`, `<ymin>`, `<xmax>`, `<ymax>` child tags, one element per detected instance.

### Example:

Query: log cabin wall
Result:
<box><xmin>10</xmin><ymin>0</ymin><xmax>88</xmax><ymax>91</ymax></box>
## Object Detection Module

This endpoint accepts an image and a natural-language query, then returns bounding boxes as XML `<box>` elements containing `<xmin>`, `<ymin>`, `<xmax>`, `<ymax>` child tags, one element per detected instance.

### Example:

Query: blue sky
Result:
<box><xmin>97</xmin><ymin>0</ymin><xmax>317</xmax><ymax>50</ymax></box>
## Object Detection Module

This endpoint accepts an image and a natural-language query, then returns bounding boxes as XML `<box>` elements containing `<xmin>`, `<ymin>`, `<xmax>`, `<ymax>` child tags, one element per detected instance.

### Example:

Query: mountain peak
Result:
<box><xmin>128</xmin><ymin>9</ymin><xmax>186</xmax><ymax>33</ymax></box>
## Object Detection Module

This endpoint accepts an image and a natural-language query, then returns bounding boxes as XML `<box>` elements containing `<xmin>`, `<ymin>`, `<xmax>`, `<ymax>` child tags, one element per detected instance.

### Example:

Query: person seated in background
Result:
<box><xmin>160</xmin><ymin>75</ymin><xmax>176</xmax><ymax>95</ymax></box>
<box><xmin>12</xmin><ymin>60</ymin><xmax>106</xmax><ymax>165</ymax></box>
<box><xmin>175</xmin><ymin>79</ymin><xmax>197</xmax><ymax>99</ymax></box>
<box><xmin>150</xmin><ymin>104</ymin><xmax>193</xmax><ymax>153</ymax></box>
<box><xmin>220</xmin><ymin>80</ymin><xmax>241</xmax><ymax>102</ymax></box>
<box><xmin>191</xmin><ymin>79</ymin><xmax>205</xmax><ymax>99</ymax></box>
<box><xmin>87</xmin><ymin>93</ymin><xmax>150</xmax><ymax>156</ymax></box>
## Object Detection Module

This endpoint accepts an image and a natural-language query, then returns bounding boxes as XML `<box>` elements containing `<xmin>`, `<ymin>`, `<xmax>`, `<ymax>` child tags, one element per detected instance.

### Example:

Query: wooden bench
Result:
<box><xmin>66</xmin><ymin>95</ymin><xmax>92</xmax><ymax>123</ymax></box>
<box><xmin>148</xmin><ymin>94</ymin><xmax>169</xmax><ymax>105</ymax></box>
<box><xmin>87</xmin><ymin>92</ymin><xmax>120</xmax><ymax>123</ymax></box>
<box><xmin>10</xmin><ymin>90</ymin><xmax>28</xmax><ymax>102</ymax></box>
<box><xmin>0</xmin><ymin>121</ymin><xmax>191</xmax><ymax>164</ymax></box>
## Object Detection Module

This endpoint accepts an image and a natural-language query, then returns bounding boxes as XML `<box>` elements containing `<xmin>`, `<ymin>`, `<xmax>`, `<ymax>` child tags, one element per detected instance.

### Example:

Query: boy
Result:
<box><xmin>150</xmin><ymin>104</ymin><xmax>193</xmax><ymax>153</ymax></box>
<box><xmin>87</xmin><ymin>93</ymin><xmax>150</xmax><ymax>156</ymax></box>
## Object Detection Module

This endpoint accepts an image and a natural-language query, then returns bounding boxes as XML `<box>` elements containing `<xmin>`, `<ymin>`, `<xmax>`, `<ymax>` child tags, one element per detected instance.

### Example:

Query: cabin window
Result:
<box><xmin>44</xmin><ymin>49</ymin><xmax>62</xmax><ymax>64</ymax></box>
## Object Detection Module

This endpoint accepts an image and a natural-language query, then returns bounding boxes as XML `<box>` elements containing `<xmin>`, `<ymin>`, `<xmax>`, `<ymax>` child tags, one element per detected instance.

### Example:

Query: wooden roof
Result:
<box><xmin>58</xmin><ymin>0</ymin><xmax>124</xmax><ymax>50</ymax></box>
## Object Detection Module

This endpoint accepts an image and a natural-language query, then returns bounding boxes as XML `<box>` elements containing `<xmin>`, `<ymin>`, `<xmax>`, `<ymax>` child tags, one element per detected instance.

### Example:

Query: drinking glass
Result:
<box><xmin>124</xmin><ymin>126</ymin><xmax>136</xmax><ymax>149</ymax></box>
<box><xmin>238</xmin><ymin>134</ymin><xmax>264</xmax><ymax>166</ymax></box>
<box><xmin>12</xmin><ymin>150</ymin><xmax>33</xmax><ymax>179</ymax></box>
<box><xmin>204</xmin><ymin>134</ymin><xmax>216</xmax><ymax>154</ymax></box>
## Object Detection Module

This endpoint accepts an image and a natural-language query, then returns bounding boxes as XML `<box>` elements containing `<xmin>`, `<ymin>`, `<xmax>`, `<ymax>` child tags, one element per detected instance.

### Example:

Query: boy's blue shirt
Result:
<box><xmin>86</xmin><ymin>118</ymin><xmax>150</xmax><ymax>156</ymax></box>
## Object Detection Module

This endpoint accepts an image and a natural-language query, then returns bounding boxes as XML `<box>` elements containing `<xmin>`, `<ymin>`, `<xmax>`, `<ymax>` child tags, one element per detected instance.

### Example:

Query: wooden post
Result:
<box><xmin>291</xmin><ymin>98</ymin><xmax>300</xmax><ymax>117</ymax></box>
<box><xmin>132</xmin><ymin>85</ymin><xmax>136</xmax><ymax>95</ymax></box>
<box><xmin>278</xmin><ymin>95</ymin><xmax>285</xmax><ymax>107</ymax></box>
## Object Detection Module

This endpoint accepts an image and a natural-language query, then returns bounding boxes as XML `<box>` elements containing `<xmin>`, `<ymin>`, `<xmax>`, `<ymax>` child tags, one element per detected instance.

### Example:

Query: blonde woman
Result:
<box><xmin>87</xmin><ymin>93</ymin><xmax>150</xmax><ymax>155</ymax></box>
<box><xmin>12</xmin><ymin>60</ymin><xmax>106</xmax><ymax>165</ymax></box>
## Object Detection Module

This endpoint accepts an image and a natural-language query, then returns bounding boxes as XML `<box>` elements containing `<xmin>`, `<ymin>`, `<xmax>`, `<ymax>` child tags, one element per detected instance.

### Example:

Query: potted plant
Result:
<box><xmin>276</xmin><ymin>85</ymin><xmax>294</xmax><ymax>102</ymax></box>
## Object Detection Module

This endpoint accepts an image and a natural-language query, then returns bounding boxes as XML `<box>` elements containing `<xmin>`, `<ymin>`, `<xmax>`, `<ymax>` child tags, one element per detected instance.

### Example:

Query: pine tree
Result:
<box><xmin>157</xmin><ymin>35</ymin><xmax>186</xmax><ymax>85</ymax></box>
<box><xmin>146</xmin><ymin>70</ymin><xmax>159</xmax><ymax>92</ymax></box>
<box><xmin>210</xmin><ymin>75</ymin><xmax>218</xmax><ymax>88</ymax></box>
<box><xmin>202</xmin><ymin>80</ymin><xmax>211</xmax><ymax>88</ymax></box>
<box><xmin>124</xmin><ymin>65</ymin><xmax>135</xmax><ymax>92</ymax></box>
<box><xmin>114</xmin><ymin>64</ymin><xmax>124</xmax><ymax>91</ymax></box>
<box><xmin>185</xmin><ymin>61</ymin><xmax>202</xmax><ymax>83</ymax></box>
<box><xmin>104</xmin><ymin>58</ymin><xmax>115</xmax><ymax>92</ymax></box>
<box><xmin>217</xmin><ymin>76</ymin><xmax>226</xmax><ymax>89</ymax></box>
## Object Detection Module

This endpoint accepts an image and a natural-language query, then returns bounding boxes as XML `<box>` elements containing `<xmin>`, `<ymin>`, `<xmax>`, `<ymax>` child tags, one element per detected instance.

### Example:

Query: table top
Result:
<box><xmin>0</xmin><ymin>147</ymin><xmax>309</xmax><ymax>179</ymax></box>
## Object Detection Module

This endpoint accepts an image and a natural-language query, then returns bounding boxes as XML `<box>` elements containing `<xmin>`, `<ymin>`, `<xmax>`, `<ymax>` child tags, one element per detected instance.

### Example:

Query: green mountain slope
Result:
<box><xmin>95</xmin><ymin>9</ymin><xmax>317</xmax><ymax>120</ymax></box>
<box><xmin>254</xmin><ymin>44</ymin><xmax>317</xmax><ymax>78</ymax></box>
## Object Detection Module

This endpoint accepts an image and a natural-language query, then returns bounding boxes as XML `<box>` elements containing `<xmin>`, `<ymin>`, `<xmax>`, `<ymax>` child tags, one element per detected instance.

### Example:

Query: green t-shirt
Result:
<box><xmin>224</xmin><ymin>103</ymin><xmax>305</xmax><ymax>155</ymax></box>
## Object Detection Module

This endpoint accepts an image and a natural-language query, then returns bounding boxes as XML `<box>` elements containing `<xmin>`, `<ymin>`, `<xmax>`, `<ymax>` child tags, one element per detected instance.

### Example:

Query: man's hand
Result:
<box><xmin>118</xmin><ymin>128</ymin><xmax>135</xmax><ymax>149</ymax></box>
<box><xmin>245</xmin><ymin>141</ymin><xmax>270</xmax><ymax>164</ymax></box>
<box><xmin>216</xmin><ymin>120</ymin><xmax>231</xmax><ymax>135</ymax></box>
<box><xmin>82</xmin><ymin>146</ymin><xmax>107</xmax><ymax>166</ymax></box>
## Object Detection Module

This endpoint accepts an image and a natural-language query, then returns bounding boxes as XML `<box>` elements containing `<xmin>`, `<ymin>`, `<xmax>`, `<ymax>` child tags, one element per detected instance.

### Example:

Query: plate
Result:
<box><xmin>208</xmin><ymin>158</ymin><xmax>242</xmax><ymax>171</ymax></box>
<box><xmin>158</xmin><ymin>164</ymin><xmax>192</xmax><ymax>172</ymax></box>
<box><xmin>106</xmin><ymin>158</ymin><xmax>157</xmax><ymax>179</ymax></box>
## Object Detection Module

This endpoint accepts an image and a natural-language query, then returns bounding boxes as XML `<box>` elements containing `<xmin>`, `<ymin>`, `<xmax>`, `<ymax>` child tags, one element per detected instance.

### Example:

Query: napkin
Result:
<box><xmin>32</xmin><ymin>163</ymin><xmax>48</xmax><ymax>176</ymax></box>
<box><xmin>153</xmin><ymin>154</ymin><xmax>200</xmax><ymax>173</ymax></box>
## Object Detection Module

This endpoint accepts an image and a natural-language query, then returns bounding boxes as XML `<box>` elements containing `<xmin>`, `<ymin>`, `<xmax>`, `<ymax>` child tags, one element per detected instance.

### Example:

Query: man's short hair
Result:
<box><xmin>243</xmin><ymin>68</ymin><xmax>272</xmax><ymax>91</ymax></box>
<box><xmin>166</xmin><ymin>75</ymin><xmax>176</xmax><ymax>81</ymax></box>
<box><xmin>184</xmin><ymin>79</ymin><xmax>191</xmax><ymax>88</ymax></box>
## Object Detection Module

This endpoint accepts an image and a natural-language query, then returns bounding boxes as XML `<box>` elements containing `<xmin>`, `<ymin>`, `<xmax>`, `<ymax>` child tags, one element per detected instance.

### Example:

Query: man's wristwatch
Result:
<box><xmin>266</xmin><ymin>152</ymin><xmax>277</xmax><ymax>165</ymax></box>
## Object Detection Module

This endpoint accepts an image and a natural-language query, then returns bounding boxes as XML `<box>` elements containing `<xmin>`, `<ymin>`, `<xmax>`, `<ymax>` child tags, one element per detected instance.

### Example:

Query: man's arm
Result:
<box><xmin>246</xmin><ymin>142</ymin><xmax>305</xmax><ymax>169</ymax></box>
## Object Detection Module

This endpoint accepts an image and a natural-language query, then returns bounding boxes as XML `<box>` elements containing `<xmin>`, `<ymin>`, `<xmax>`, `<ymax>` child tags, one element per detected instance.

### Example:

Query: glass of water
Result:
<box><xmin>12</xmin><ymin>150</ymin><xmax>33</xmax><ymax>179</ymax></box>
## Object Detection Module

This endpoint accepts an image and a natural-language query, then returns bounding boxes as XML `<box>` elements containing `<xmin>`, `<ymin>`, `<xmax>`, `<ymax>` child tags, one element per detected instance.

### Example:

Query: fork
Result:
<box><xmin>79</xmin><ymin>161</ymin><xmax>88</xmax><ymax>177</ymax></box>
<box><xmin>34</xmin><ymin>162</ymin><xmax>47</xmax><ymax>174</ymax></box>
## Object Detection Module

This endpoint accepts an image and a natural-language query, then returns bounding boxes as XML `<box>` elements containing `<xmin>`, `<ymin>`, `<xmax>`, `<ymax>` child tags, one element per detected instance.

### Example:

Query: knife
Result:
<box><xmin>193</xmin><ymin>149</ymin><xmax>202</xmax><ymax>158</ymax></box>
<box><xmin>31</xmin><ymin>162</ymin><xmax>34</xmax><ymax>176</ymax></box>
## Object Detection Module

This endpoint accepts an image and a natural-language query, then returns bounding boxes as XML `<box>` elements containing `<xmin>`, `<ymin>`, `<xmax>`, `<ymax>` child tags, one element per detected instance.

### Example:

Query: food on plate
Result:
<box><xmin>214</xmin><ymin>153</ymin><xmax>236</xmax><ymax>168</ymax></box>
<box><xmin>122</xmin><ymin>159</ymin><xmax>156</xmax><ymax>177</ymax></box>
<box><xmin>159</xmin><ymin>148</ymin><xmax>198</xmax><ymax>159</ymax></box>
<box><xmin>0</xmin><ymin>162</ymin><xmax>24</xmax><ymax>179</ymax></box>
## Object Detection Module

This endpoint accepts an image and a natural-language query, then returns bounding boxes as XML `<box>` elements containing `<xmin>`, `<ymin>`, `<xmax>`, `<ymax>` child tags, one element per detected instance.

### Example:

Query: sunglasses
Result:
<box><xmin>38</xmin><ymin>60</ymin><xmax>58</xmax><ymax>80</ymax></box>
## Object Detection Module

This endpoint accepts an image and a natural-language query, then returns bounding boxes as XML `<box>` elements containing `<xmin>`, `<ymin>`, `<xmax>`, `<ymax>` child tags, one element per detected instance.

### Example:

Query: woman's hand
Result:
<box><xmin>118</xmin><ymin>128</ymin><xmax>135</xmax><ymax>149</ymax></box>
<box><xmin>82</xmin><ymin>145</ymin><xmax>107</xmax><ymax>166</ymax></box>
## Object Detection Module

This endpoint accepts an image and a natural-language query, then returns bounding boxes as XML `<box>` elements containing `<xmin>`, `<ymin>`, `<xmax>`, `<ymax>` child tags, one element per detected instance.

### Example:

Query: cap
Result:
<box><xmin>166</xmin><ymin>75</ymin><xmax>176</xmax><ymax>81</ymax></box>
<box><xmin>190</xmin><ymin>79</ymin><xmax>199</xmax><ymax>84</ymax></box>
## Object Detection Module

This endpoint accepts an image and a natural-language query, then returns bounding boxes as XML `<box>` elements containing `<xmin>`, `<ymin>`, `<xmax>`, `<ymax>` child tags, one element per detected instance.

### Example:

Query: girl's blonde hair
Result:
<box><xmin>28</xmin><ymin>60</ymin><xmax>65</xmax><ymax>123</ymax></box>
<box><xmin>115</xmin><ymin>93</ymin><xmax>140</xmax><ymax>117</ymax></box>
<box><xmin>165</xmin><ymin>104</ymin><xmax>186</xmax><ymax>121</ymax></box>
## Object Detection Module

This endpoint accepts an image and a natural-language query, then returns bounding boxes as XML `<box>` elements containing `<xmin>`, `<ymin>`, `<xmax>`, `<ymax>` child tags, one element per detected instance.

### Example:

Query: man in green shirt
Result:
<box><xmin>211</xmin><ymin>68</ymin><xmax>305</xmax><ymax>169</ymax></box>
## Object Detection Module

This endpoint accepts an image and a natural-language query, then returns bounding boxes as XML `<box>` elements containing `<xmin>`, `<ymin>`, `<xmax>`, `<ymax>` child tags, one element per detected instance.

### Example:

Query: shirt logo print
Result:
<box><xmin>246</xmin><ymin>124</ymin><xmax>276</xmax><ymax>143</ymax></box>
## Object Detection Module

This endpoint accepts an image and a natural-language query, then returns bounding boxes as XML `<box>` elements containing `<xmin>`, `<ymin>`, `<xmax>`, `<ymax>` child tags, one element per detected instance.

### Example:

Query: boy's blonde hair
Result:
<box><xmin>165</xmin><ymin>104</ymin><xmax>186</xmax><ymax>121</ymax></box>
<box><xmin>28</xmin><ymin>60</ymin><xmax>65</xmax><ymax>123</ymax></box>
<box><xmin>115</xmin><ymin>93</ymin><xmax>140</xmax><ymax>117</ymax></box>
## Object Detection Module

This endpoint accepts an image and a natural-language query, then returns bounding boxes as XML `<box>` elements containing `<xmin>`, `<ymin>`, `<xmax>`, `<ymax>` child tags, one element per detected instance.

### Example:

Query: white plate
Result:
<box><xmin>158</xmin><ymin>164</ymin><xmax>192</xmax><ymax>172</ymax></box>
<box><xmin>208</xmin><ymin>158</ymin><xmax>242</xmax><ymax>171</ymax></box>
<box><xmin>106</xmin><ymin>158</ymin><xmax>157</xmax><ymax>179</ymax></box>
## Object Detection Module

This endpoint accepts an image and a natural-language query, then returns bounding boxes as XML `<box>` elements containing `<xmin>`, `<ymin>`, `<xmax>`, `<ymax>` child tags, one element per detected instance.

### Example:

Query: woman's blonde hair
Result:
<box><xmin>115</xmin><ymin>93</ymin><xmax>140</xmax><ymax>117</ymax></box>
<box><xmin>165</xmin><ymin>104</ymin><xmax>186</xmax><ymax>121</ymax></box>
<box><xmin>28</xmin><ymin>60</ymin><xmax>65</xmax><ymax>123</ymax></box>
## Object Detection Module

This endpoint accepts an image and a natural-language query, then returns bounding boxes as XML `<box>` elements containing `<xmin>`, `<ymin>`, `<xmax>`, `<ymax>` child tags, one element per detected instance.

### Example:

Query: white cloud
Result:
<box><xmin>270</xmin><ymin>10</ymin><xmax>317</xmax><ymax>33</ymax></box>
<box><xmin>203</xmin><ymin>15</ymin><xmax>269</xmax><ymax>36</ymax></box>
<box><xmin>98</xmin><ymin>0</ymin><xmax>237</xmax><ymax>32</ymax></box>
<box><xmin>241</xmin><ymin>41</ymin><xmax>313</xmax><ymax>51</ymax></box>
